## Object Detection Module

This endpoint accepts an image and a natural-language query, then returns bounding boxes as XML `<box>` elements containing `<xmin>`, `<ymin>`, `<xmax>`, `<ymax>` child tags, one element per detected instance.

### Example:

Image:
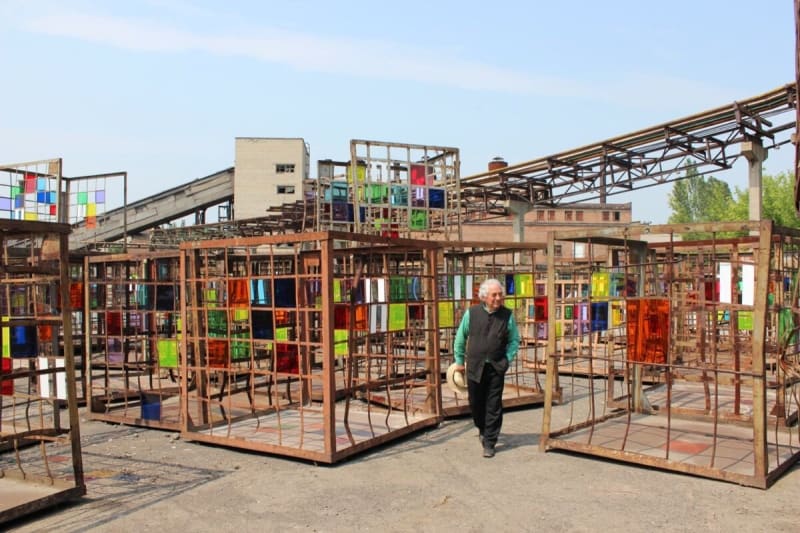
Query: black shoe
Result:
<box><xmin>482</xmin><ymin>445</ymin><xmax>495</xmax><ymax>458</ymax></box>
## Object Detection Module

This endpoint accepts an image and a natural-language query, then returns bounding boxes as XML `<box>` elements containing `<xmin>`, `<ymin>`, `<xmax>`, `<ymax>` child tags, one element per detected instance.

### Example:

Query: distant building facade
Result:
<box><xmin>234</xmin><ymin>137</ymin><xmax>310</xmax><ymax>220</ymax></box>
<box><xmin>461</xmin><ymin>202</ymin><xmax>634</xmax><ymax>260</ymax></box>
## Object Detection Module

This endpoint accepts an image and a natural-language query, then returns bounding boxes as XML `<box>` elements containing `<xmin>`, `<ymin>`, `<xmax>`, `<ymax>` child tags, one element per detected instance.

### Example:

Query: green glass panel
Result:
<box><xmin>231</xmin><ymin>340</ymin><xmax>250</xmax><ymax>361</ymax></box>
<box><xmin>514</xmin><ymin>273</ymin><xmax>534</xmax><ymax>297</ymax></box>
<box><xmin>738</xmin><ymin>311</ymin><xmax>753</xmax><ymax>331</ymax></box>
<box><xmin>207</xmin><ymin>310</ymin><xmax>227</xmax><ymax>337</ymax></box>
<box><xmin>410</xmin><ymin>209</ymin><xmax>427</xmax><ymax>230</ymax></box>
<box><xmin>334</xmin><ymin>329</ymin><xmax>348</xmax><ymax>356</ymax></box>
<box><xmin>779</xmin><ymin>308</ymin><xmax>797</xmax><ymax>344</ymax></box>
<box><xmin>389</xmin><ymin>303</ymin><xmax>406</xmax><ymax>331</ymax></box>
<box><xmin>157</xmin><ymin>339</ymin><xmax>178</xmax><ymax>368</ymax></box>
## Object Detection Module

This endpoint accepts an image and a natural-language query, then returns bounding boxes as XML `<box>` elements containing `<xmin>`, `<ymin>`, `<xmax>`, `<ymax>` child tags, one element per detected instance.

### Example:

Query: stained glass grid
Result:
<box><xmin>67</xmin><ymin>175</ymin><xmax>111</xmax><ymax>225</ymax></box>
<box><xmin>0</xmin><ymin>159</ymin><xmax>61</xmax><ymax>222</ymax></box>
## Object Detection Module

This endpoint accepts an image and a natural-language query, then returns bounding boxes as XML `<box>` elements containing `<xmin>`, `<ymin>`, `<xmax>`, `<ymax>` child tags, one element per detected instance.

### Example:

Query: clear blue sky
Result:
<box><xmin>1</xmin><ymin>0</ymin><xmax>795</xmax><ymax>224</ymax></box>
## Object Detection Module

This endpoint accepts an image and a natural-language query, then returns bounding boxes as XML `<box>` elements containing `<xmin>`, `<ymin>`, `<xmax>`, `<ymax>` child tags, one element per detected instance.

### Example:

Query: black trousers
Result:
<box><xmin>467</xmin><ymin>362</ymin><xmax>505</xmax><ymax>447</ymax></box>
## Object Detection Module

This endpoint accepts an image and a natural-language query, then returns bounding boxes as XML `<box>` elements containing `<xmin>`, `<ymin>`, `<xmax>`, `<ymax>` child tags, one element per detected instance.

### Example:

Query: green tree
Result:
<box><xmin>668</xmin><ymin>163</ymin><xmax>740</xmax><ymax>238</ymax></box>
<box><xmin>730</xmin><ymin>170</ymin><xmax>800</xmax><ymax>228</ymax></box>
<box><xmin>760</xmin><ymin>170</ymin><xmax>800</xmax><ymax>227</ymax></box>
<box><xmin>668</xmin><ymin>166</ymin><xmax>800</xmax><ymax>235</ymax></box>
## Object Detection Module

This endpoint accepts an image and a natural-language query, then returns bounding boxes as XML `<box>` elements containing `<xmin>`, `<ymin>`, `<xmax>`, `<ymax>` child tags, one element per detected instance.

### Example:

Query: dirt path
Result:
<box><xmin>6</xmin><ymin>404</ymin><xmax>800</xmax><ymax>532</ymax></box>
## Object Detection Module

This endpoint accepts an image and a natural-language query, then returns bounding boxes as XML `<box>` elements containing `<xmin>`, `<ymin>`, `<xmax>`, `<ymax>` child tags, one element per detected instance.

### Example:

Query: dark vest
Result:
<box><xmin>465</xmin><ymin>304</ymin><xmax>511</xmax><ymax>382</ymax></box>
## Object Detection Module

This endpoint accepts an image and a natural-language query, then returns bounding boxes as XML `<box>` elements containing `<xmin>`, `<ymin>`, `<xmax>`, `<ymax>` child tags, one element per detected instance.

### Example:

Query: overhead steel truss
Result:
<box><xmin>457</xmin><ymin>83</ymin><xmax>797</xmax><ymax>217</ymax></box>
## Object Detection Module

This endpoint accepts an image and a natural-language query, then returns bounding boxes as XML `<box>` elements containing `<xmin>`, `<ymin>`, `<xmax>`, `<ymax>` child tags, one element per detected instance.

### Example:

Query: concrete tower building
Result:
<box><xmin>234</xmin><ymin>137</ymin><xmax>310</xmax><ymax>220</ymax></box>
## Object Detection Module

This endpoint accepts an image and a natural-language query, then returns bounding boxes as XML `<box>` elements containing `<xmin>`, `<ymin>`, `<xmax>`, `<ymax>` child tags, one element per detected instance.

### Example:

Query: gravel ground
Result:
<box><xmin>5</xmin><ymin>399</ymin><xmax>800</xmax><ymax>533</ymax></box>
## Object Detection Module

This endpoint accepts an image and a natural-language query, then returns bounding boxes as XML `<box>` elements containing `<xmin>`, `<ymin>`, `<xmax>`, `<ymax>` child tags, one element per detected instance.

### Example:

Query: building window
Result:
<box><xmin>277</xmin><ymin>185</ymin><xmax>295</xmax><ymax>194</ymax></box>
<box><xmin>576</xmin><ymin>210</ymin><xmax>584</xmax><ymax>221</ymax></box>
<box><xmin>602</xmin><ymin>211</ymin><xmax>610</xmax><ymax>221</ymax></box>
<box><xmin>548</xmin><ymin>210</ymin><xmax>555</xmax><ymax>221</ymax></box>
<box><xmin>554</xmin><ymin>245</ymin><xmax>562</xmax><ymax>257</ymax></box>
<box><xmin>276</xmin><ymin>163</ymin><xmax>295</xmax><ymax>173</ymax></box>
<box><xmin>613</xmin><ymin>211</ymin><xmax>621</xmax><ymax>221</ymax></box>
<box><xmin>536</xmin><ymin>210</ymin><xmax>545</xmax><ymax>221</ymax></box>
<box><xmin>565</xmin><ymin>210</ymin><xmax>573</xmax><ymax>221</ymax></box>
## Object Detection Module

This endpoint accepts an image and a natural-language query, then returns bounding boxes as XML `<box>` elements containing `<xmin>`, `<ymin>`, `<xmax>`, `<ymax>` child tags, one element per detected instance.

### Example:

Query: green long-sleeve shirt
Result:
<box><xmin>453</xmin><ymin>305</ymin><xmax>520</xmax><ymax>366</ymax></box>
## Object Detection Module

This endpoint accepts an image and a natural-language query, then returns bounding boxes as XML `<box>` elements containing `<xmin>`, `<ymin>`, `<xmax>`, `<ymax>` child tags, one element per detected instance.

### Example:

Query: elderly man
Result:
<box><xmin>453</xmin><ymin>278</ymin><xmax>520</xmax><ymax>458</ymax></box>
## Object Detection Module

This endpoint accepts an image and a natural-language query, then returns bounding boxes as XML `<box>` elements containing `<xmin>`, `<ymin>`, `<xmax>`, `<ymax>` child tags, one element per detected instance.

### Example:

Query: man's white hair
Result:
<box><xmin>478</xmin><ymin>278</ymin><xmax>504</xmax><ymax>299</ymax></box>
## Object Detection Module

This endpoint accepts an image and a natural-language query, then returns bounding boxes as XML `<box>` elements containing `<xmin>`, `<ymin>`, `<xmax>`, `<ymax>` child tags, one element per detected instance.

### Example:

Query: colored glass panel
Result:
<box><xmin>410</xmin><ymin>164</ymin><xmax>427</xmax><ymax>185</ymax></box>
<box><xmin>367</xmin><ymin>183</ymin><xmax>388</xmax><ymax>203</ymax></box>
<box><xmin>411</xmin><ymin>187</ymin><xmax>425</xmax><ymax>207</ymax></box>
<box><xmin>348</xmin><ymin>164</ymin><xmax>366</xmax><ymax>183</ymax></box>
<box><xmin>2</xmin><ymin>317</ymin><xmax>9</xmax><ymax>358</ymax></box>
<box><xmin>505</xmin><ymin>274</ymin><xmax>515</xmax><ymax>295</ymax></box>
<box><xmin>86</xmin><ymin>215</ymin><xmax>96</xmax><ymax>228</ymax></box>
<box><xmin>204</xmin><ymin>288</ymin><xmax>218</xmax><ymax>306</ymax></box>
<box><xmin>70</xmin><ymin>282</ymin><xmax>84</xmax><ymax>310</ymax></box>
<box><xmin>157</xmin><ymin>339</ymin><xmax>179</xmax><ymax>368</ymax></box>
<box><xmin>410</xmin><ymin>209</ymin><xmax>427</xmax><ymax>230</ymax></box>
<box><xmin>95</xmin><ymin>190</ymin><xmax>106</xmax><ymax>203</ymax></box>
<box><xmin>24</xmin><ymin>175</ymin><xmax>35</xmax><ymax>193</ymax></box>
<box><xmin>48</xmin><ymin>191</ymin><xmax>57</xmax><ymax>204</ymax></box>
<box><xmin>275</xmin><ymin>327</ymin><xmax>291</xmax><ymax>341</ymax></box>
<box><xmin>779</xmin><ymin>308</ymin><xmax>797</xmax><ymax>344</ymax></box>
<box><xmin>590</xmin><ymin>302</ymin><xmax>608</xmax><ymax>331</ymax></box>
<box><xmin>1</xmin><ymin>356</ymin><xmax>11</xmax><ymax>395</ymax></box>
<box><xmin>273</xmin><ymin>278</ymin><xmax>296</xmax><ymax>307</ymax></box>
<box><xmin>156</xmin><ymin>286</ymin><xmax>175</xmax><ymax>310</ymax></box>
<box><xmin>24</xmin><ymin>211</ymin><xmax>37</xmax><ymax>220</ymax></box>
<box><xmin>228</xmin><ymin>279</ymin><xmax>249</xmax><ymax>306</ymax></box>
<box><xmin>87</xmin><ymin>203</ymin><xmax>96</xmax><ymax>216</ymax></box>
<box><xmin>49</xmin><ymin>204</ymin><xmax>57</xmax><ymax>216</ymax></box>
<box><xmin>429</xmin><ymin>188</ymin><xmax>445</xmax><ymax>208</ymax></box>
<box><xmin>407</xmin><ymin>277</ymin><xmax>422</xmax><ymax>301</ymax></box>
<box><xmin>10</xmin><ymin>326</ymin><xmax>37</xmax><ymax>357</ymax></box>
<box><xmin>591</xmin><ymin>272</ymin><xmax>610</xmax><ymax>298</ymax></box>
<box><xmin>534</xmin><ymin>296</ymin><xmax>548</xmax><ymax>321</ymax></box>
<box><xmin>207</xmin><ymin>339</ymin><xmax>229</xmax><ymax>368</ymax></box>
<box><xmin>37</xmin><ymin>177</ymin><xmax>47</xmax><ymax>191</ymax></box>
<box><xmin>37</xmin><ymin>191</ymin><xmax>47</xmax><ymax>203</ymax></box>
<box><xmin>250</xmin><ymin>279</ymin><xmax>271</xmax><ymax>305</ymax></box>
<box><xmin>207</xmin><ymin>310</ymin><xmax>227</xmax><ymax>336</ymax></box>
<box><xmin>611</xmin><ymin>301</ymin><xmax>624</xmax><ymax>326</ymax></box>
<box><xmin>389</xmin><ymin>276</ymin><xmax>407</xmax><ymax>302</ymax></box>
<box><xmin>391</xmin><ymin>185</ymin><xmax>408</xmax><ymax>205</ymax></box>
<box><xmin>438</xmin><ymin>302</ymin><xmax>454</xmax><ymax>328</ymax></box>
<box><xmin>14</xmin><ymin>195</ymin><xmax>23</xmax><ymax>208</ymax></box>
<box><xmin>334</xmin><ymin>329</ymin><xmax>349</xmax><ymax>356</ymax></box>
<box><xmin>231</xmin><ymin>340</ymin><xmax>250</xmax><ymax>361</ymax></box>
<box><xmin>275</xmin><ymin>343</ymin><xmax>299</xmax><ymax>374</ymax></box>
<box><xmin>305</xmin><ymin>279</ymin><xmax>322</xmax><ymax>307</ymax></box>
<box><xmin>0</xmin><ymin>198</ymin><xmax>10</xmax><ymax>210</ymax></box>
<box><xmin>106</xmin><ymin>312</ymin><xmax>122</xmax><ymax>336</ymax></box>
<box><xmin>514</xmin><ymin>274</ymin><xmax>534</xmax><ymax>297</ymax></box>
<box><xmin>388</xmin><ymin>303</ymin><xmax>406</xmax><ymax>331</ymax></box>
<box><xmin>626</xmin><ymin>299</ymin><xmax>669</xmax><ymax>363</ymax></box>
<box><xmin>252</xmin><ymin>310</ymin><xmax>274</xmax><ymax>339</ymax></box>
<box><xmin>738</xmin><ymin>311</ymin><xmax>753</xmax><ymax>331</ymax></box>
<box><xmin>77</xmin><ymin>191</ymin><xmax>88</xmax><ymax>205</ymax></box>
